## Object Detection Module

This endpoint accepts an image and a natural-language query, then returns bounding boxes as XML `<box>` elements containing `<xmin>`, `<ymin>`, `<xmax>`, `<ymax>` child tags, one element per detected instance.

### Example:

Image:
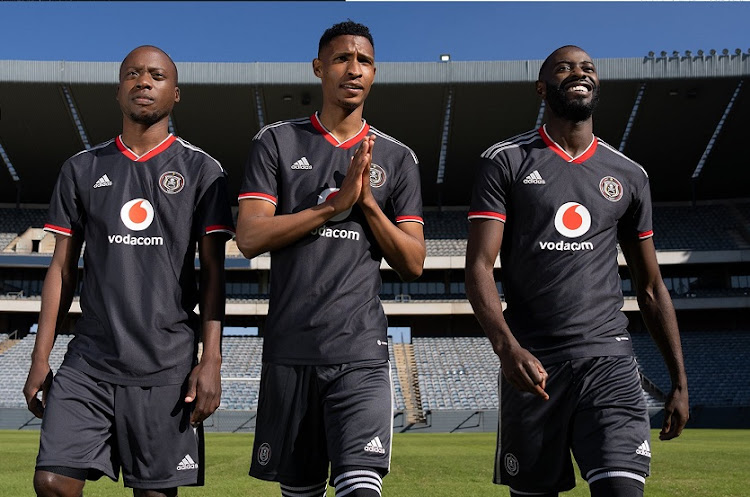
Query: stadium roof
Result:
<box><xmin>1</xmin><ymin>54</ymin><xmax>749</xmax><ymax>206</ymax></box>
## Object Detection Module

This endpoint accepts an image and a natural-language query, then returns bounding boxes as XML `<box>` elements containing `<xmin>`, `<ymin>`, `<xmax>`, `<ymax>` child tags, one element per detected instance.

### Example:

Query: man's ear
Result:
<box><xmin>312</xmin><ymin>58</ymin><xmax>323</xmax><ymax>79</ymax></box>
<box><xmin>174</xmin><ymin>86</ymin><xmax>181</xmax><ymax>103</ymax></box>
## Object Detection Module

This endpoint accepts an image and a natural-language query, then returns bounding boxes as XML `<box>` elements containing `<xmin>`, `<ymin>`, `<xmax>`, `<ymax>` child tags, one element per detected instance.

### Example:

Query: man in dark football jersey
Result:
<box><xmin>23</xmin><ymin>45</ymin><xmax>234</xmax><ymax>497</ymax></box>
<box><xmin>465</xmin><ymin>45</ymin><xmax>689</xmax><ymax>497</ymax></box>
<box><xmin>236</xmin><ymin>21</ymin><xmax>425</xmax><ymax>497</ymax></box>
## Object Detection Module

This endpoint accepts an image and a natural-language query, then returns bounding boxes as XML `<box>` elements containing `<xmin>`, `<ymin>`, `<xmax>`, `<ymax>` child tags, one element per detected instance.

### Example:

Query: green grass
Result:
<box><xmin>1</xmin><ymin>430</ymin><xmax>748</xmax><ymax>496</ymax></box>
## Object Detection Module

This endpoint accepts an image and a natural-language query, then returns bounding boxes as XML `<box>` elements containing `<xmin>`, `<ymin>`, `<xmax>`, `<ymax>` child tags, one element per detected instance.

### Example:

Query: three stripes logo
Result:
<box><xmin>176</xmin><ymin>454</ymin><xmax>198</xmax><ymax>471</ymax></box>
<box><xmin>93</xmin><ymin>174</ymin><xmax>113</xmax><ymax>189</ymax></box>
<box><xmin>291</xmin><ymin>157</ymin><xmax>312</xmax><ymax>170</ymax></box>
<box><xmin>636</xmin><ymin>440</ymin><xmax>651</xmax><ymax>458</ymax></box>
<box><xmin>364</xmin><ymin>436</ymin><xmax>386</xmax><ymax>454</ymax></box>
<box><xmin>523</xmin><ymin>170</ymin><xmax>546</xmax><ymax>185</ymax></box>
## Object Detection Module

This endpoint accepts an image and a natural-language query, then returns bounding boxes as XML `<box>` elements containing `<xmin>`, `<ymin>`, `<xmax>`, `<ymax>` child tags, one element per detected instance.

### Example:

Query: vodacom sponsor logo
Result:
<box><xmin>120</xmin><ymin>198</ymin><xmax>155</xmax><ymax>231</ymax></box>
<box><xmin>539</xmin><ymin>202</ymin><xmax>594</xmax><ymax>251</ymax></box>
<box><xmin>109</xmin><ymin>198</ymin><xmax>163</xmax><ymax>246</ymax></box>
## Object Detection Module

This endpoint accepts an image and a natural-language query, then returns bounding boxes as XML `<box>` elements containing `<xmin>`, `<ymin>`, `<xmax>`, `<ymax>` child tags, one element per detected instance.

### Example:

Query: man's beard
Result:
<box><xmin>545</xmin><ymin>81</ymin><xmax>600</xmax><ymax>122</ymax></box>
<box><xmin>129</xmin><ymin>109</ymin><xmax>167</xmax><ymax>126</ymax></box>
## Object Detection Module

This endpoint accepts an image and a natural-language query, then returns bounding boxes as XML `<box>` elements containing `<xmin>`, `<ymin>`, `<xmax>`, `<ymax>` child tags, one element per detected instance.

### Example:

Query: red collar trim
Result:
<box><xmin>116</xmin><ymin>134</ymin><xmax>177</xmax><ymax>162</ymax></box>
<box><xmin>539</xmin><ymin>125</ymin><xmax>597</xmax><ymax>164</ymax></box>
<box><xmin>311</xmin><ymin>113</ymin><xmax>369</xmax><ymax>150</ymax></box>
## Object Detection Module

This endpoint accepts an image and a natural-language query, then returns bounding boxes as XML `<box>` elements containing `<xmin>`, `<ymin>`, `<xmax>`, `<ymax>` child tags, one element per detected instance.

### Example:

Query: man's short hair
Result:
<box><xmin>119</xmin><ymin>45</ymin><xmax>178</xmax><ymax>84</ymax></box>
<box><xmin>318</xmin><ymin>20</ymin><xmax>374</xmax><ymax>56</ymax></box>
<box><xmin>538</xmin><ymin>45</ymin><xmax>586</xmax><ymax>81</ymax></box>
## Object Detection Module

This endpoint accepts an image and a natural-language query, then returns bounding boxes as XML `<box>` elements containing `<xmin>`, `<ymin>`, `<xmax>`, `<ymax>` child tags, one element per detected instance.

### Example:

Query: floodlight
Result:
<box><xmin>660</xmin><ymin>51</ymin><xmax>667</xmax><ymax>57</ymax></box>
<box><xmin>648</xmin><ymin>51</ymin><xmax>654</xmax><ymax>58</ymax></box>
<box><xmin>735</xmin><ymin>48</ymin><xmax>742</xmax><ymax>56</ymax></box>
<box><xmin>710</xmin><ymin>49</ymin><xmax>716</xmax><ymax>56</ymax></box>
<box><xmin>697</xmin><ymin>49</ymin><xmax>704</xmax><ymax>57</ymax></box>
<box><xmin>722</xmin><ymin>48</ymin><xmax>729</xmax><ymax>55</ymax></box>
<box><xmin>440</xmin><ymin>54</ymin><xmax>451</xmax><ymax>62</ymax></box>
<box><xmin>685</xmin><ymin>50</ymin><xmax>692</xmax><ymax>57</ymax></box>
<box><xmin>672</xmin><ymin>50</ymin><xmax>680</xmax><ymax>58</ymax></box>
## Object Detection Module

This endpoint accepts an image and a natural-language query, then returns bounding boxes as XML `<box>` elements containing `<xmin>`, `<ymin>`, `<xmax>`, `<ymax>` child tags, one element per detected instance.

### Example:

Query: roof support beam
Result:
<box><xmin>692</xmin><ymin>79</ymin><xmax>743</xmax><ymax>182</ymax></box>
<box><xmin>60</xmin><ymin>85</ymin><xmax>90</xmax><ymax>149</ymax></box>
<box><xmin>619</xmin><ymin>83</ymin><xmax>647</xmax><ymax>152</ymax></box>
<box><xmin>534</xmin><ymin>100</ymin><xmax>546</xmax><ymax>128</ymax></box>
<box><xmin>436</xmin><ymin>86</ymin><xmax>453</xmax><ymax>188</ymax></box>
<box><xmin>254</xmin><ymin>86</ymin><xmax>266</xmax><ymax>130</ymax></box>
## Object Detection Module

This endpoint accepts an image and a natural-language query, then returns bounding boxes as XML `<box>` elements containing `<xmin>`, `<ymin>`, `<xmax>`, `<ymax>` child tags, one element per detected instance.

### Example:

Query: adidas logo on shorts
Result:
<box><xmin>364</xmin><ymin>436</ymin><xmax>386</xmax><ymax>454</ymax></box>
<box><xmin>635</xmin><ymin>440</ymin><xmax>651</xmax><ymax>458</ymax></box>
<box><xmin>176</xmin><ymin>454</ymin><xmax>198</xmax><ymax>470</ymax></box>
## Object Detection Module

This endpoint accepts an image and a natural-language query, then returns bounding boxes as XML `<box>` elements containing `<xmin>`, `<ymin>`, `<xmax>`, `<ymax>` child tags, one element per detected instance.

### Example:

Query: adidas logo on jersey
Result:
<box><xmin>291</xmin><ymin>157</ymin><xmax>312</xmax><ymax>170</ymax></box>
<box><xmin>176</xmin><ymin>454</ymin><xmax>198</xmax><ymax>471</ymax></box>
<box><xmin>636</xmin><ymin>441</ymin><xmax>651</xmax><ymax>458</ymax></box>
<box><xmin>523</xmin><ymin>170</ymin><xmax>546</xmax><ymax>184</ymax></box>
<box><xmin>364</xmin><ymin>436</ymin><xmax>386</xmax><ymax>454</ymax></box>
<box><xmin>93</xmin><ymin>174</ymin><xmax>113</xmax><ymax>188</ymax></box>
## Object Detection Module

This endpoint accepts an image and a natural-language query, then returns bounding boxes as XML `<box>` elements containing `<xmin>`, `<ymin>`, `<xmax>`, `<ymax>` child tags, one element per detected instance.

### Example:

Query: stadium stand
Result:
<box><xmin>0</xmin><ymin>334</ymin><xmax>72</xmax><ymax>409</ymax></box>
<box><xmin>632</xmin><ymin>330</ymin><xmax>750</xmax><ymax>407</ymax></box>
<box><xmin>413</xmin><ymin>337</ymin><xmax>499</xmax><ymax>410</ymax></box>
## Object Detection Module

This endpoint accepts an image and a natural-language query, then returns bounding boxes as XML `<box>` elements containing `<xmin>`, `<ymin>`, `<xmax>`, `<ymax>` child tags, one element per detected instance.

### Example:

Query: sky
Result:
<box><xmin>1</xmin><ymin>2</ymin><xmax>748</xmax><ymax>64</ymax></box>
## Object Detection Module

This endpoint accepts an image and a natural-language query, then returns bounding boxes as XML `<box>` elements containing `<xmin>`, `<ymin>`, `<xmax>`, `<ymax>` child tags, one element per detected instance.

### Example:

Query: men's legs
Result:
<box><xmin>322</xmin><ymin>360</ymin><xmax>392</xmax><ymax>497</ymax></box>
<box><xmin>116</xmin><ymin>381</ymin><xmax>203</xmax><ymax>490</ymax></box>
<box><xmin>33</xmin><ymin>470</ymin><xmax>84</xmax><ymax>497</ymax></box>
<box><xmin>588</xmin><ymin>470</ymin><xmax>645</xmax><ymax>497</ymax></box>
<box><xmin>572</xmin><ymin>356</ymin><xmax>651</xmax><ymax>497</ymax></box>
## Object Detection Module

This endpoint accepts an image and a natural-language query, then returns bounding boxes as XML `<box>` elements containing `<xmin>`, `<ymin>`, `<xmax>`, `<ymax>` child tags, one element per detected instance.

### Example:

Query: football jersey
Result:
<box><xmin>44</xmin><ymin>134</ymin><xmax>234</xmax><ymax>386</ymax></box>
<box><xmin>239</xmin><ymin>113</ymin><xmax>423</xmax><ymax>365</ymax></box>
<box><xmin>469</xmin><ymin>125</ymin><xmax>653</xmax><ymax>364</ymax></box>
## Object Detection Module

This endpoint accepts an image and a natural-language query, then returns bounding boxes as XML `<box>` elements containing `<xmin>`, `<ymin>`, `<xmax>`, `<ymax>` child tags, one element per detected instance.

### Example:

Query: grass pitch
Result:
<box><xmin>1</xmin><ymin>429</ymin><xmax>747</xmax><ymax>496</ymax></box>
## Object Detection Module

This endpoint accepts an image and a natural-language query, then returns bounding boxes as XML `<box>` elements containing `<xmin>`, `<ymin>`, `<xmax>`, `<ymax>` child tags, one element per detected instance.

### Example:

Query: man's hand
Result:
<box><xmin>327</xmin><ymin>135</ymin><xmax>376</xmax><ymax>214</ymax></box>
<box><xmin>23</xmin><ymin>361</ymin><xmax>53</xmax><ymax>419</ymax></box>
<box><xmin>660</xmin><ymin>386</ymin><xmax>689</xmax><ymax>440</ymax></box>
<box><xmin>498</xmin><ymin>344</ymin><xmax>549</xmax><ymax>400</ymax></box>
<box><xmin>184</xmin><ymin>357</ymin><xmax>222</xmax><ymax>426</ymax></box>
<box><xmin>357</xmin><ymin>135</ymin><xmax>377</xmax><ymax>207</ymax></box>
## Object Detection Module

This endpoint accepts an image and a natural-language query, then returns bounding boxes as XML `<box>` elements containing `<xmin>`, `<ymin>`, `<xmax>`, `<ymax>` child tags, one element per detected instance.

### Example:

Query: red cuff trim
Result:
<box><xmin>238</xmin><ymin>192</ymin><xmax>277</xmax><ymax>206</ymax></box>
<box><xmin>468</xmin><ymin>211</ymin><xmax>506</xmax><ymax>222</ymax></box>
<box><xmin>396</xmin><ymin>215</ymin><xmax>424</xmax><ymax>225</ymax></box>
<box><xmin>44</xmin><ymin>224</ymin><xmax>73</xmax><ymax>236</ymax></box>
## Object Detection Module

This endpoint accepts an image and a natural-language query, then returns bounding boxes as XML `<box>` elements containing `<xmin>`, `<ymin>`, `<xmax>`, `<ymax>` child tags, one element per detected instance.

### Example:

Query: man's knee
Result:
<box><xmin>589</xmin><ymin>470</ymin><xmax>645</xmax><ymax>497</ymax></box>
<box><xmin>33</xmin><ymin>470</ymin><xmax>84</xmax><ymax>497</ymax></box>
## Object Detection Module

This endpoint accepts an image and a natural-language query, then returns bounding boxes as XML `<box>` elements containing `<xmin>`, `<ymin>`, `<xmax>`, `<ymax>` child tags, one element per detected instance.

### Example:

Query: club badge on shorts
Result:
<box><xmin>504</xmin><ymin>453</ymin><xmax>519</xmax><ymax>476</ymax></box>
<box><xmin>257</xmin><ymin>443</ymin><xmax>272</xmax><ymax>466</ymax></box>
<box><xmin>159</xmin><ymin>171</ymin><xmax>185</xmax><ymax>194</ymax></box>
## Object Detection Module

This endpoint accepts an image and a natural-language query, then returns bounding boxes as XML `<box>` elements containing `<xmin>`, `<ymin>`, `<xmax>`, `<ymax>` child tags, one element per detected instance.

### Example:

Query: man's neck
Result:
<box><xmin>543</xmin><ymin>116</ymin><xmax>594</xmax><ymax>159</ymax></box>
<box><xmin>120</xmin><ymin>119</ymin><xmax>171</xmax><ymax>157</ymax></box>
<box><xmin>317</xmin><ymin>104</ymin><xmax>365</xmax><ymax>143</ymax></box>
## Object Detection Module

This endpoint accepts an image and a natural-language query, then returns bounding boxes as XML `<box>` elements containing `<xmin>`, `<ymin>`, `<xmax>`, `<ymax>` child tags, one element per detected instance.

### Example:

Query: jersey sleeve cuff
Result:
<box><xmin>395</xmin><ymin>215</ymin><xmax>424</xmax><ymax>225</ymax></box>
<box><xmin>205</xmin><ymin>225</ymin><xmax>236</xmax><ymax>238</ymax></box>
<box><xmin>238</xmin><ymin>192</ymin><xmax>277</xmax><ymax>206</ymax></box>
<box><xmin>468</xmin><ymin>211</ymin><xmax>506</xmax><ymax>222</ymax></box>
<box><xmin>43</xmin><ymin>224</ymin><xmax>73</xmax><ymax>236</ymax></box>
<box><xmin>638</xmin><ymin>230</ymin><xmax>654</xmax><ymax>240</ymax></box>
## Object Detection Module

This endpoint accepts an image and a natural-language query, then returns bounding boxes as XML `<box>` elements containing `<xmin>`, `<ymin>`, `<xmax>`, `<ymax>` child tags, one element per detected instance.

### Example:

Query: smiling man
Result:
<box><xmin>465</xmin><ymin>46</ymin><xmax>689</xmax><ymax>497</ymax></box>
<box><xmin>236</xmin><ymin>20</ymin><xmax>425</xmax><ymax>497</ymax></box>
<box><xmin>23</xmin><ymin>45</ymin><xmax>234</xmax><ymax>497</ymax></box>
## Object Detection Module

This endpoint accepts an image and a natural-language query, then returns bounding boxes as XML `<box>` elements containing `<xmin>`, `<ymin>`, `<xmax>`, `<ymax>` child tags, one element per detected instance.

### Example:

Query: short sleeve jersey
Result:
<box><xmin>45</xmin><ymin>135</ymin><xmax>235</xmax><ymax>386</ymax></box>
<box><xmin>469</xmin><ymin>126</ymin><xmax>653</xmax><ymax>364</ymax></box>
<box><xmin>239</xmin><ymin>113</ymin><xmax>423</xmax><ymax>365</ymax></box>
